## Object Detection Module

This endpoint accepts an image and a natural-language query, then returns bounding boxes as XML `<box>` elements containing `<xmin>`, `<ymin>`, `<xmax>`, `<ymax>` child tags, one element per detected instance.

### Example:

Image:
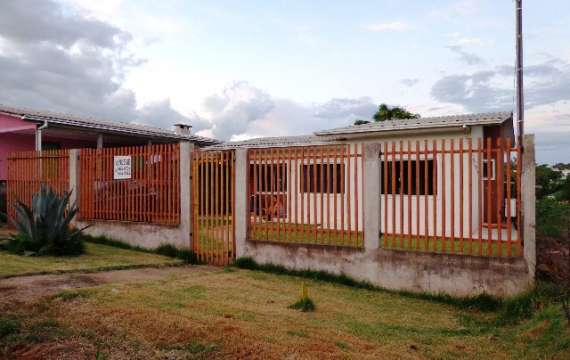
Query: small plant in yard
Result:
<box><xmin>0</xmin><ymin>317</ymin><xmax>20</xmax><ymax>339</ymax></box>
<box><xmin>6</xmin><ymin>185</ymin><xmax>89</xmax><ymax>256</ymax></box>
<box><xmin>288</xmin><ymin>282</ymin><xmax>316</xmax><ymax>312</ymax></box>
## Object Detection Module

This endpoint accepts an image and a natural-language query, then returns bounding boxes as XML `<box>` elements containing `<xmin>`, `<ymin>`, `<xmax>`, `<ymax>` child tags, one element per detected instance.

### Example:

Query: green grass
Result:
<box><xmin>1</xmin><ymin>268</ymin><xmax>568</xmax><ymax>359</ymax></box>
<box><xmin>0</xmin><ymin>242</ymin><xmax>181</xmax><ymax>277</ymax></box>
<box><xmin>249</xmin><ymin>223</ymin><xmax>364</xmax><ymax>248</ymax></box>
<box><xmin>288</xmin><ymin>297</ymin><xmax>316</xmax><ymax>312</ymax></box>
<box><xmin>81</xmin><ymin>234</ymin><xmax>199</xmax><ymax>264</ymax></box>
<box><xmin>380</xmin><ymin>235</ymin><xmax>523</xmax><ymax>257</ymax></box>
<box><xmin>234</xmin><ymin>257</ymin><xmax>502</xmax><ymax>312</ymax></box>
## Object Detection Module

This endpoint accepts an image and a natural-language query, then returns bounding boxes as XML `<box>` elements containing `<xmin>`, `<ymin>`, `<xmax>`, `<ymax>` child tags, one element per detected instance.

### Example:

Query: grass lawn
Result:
<box><xmin>249</xmin><ymin>223</ymin><xmax>364</xmax><ymax>248</ymax></box>
<box><xmin>1</xmin><ymin>268</ymin><xmax>568</xmax><ymax>359</ymax></box>
<box><xmin>0</xmin><ymin>242</ymin><xmax>182</xmax><ymax>277</ymax></box>
<box><xmin>381</xmin><ymin>235</ymin><xmax>523</xmax><ymax>257</ymax></box>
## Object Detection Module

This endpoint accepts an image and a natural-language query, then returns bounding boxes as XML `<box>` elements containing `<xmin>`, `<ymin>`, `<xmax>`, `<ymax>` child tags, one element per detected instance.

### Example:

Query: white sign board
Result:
<box><xmin>113</xmin><ymin>155</ymin><xmax>132</xmax><ymax>180</ymax></box>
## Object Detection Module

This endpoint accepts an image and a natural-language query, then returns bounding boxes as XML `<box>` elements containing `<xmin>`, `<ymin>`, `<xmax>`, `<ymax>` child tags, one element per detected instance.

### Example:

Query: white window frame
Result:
<box><xmin>482</xmin><ymin>159</ymin><xmax>496</xmax><ymax>180</ymax></box>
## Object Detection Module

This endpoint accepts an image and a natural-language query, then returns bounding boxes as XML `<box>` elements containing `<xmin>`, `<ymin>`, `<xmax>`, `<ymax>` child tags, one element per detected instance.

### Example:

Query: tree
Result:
<box><xmin>354</xmin><ymin>103</ymin><xmax>420</xmax><ymax>125</ymax></box>
<box><xmin>536</xmin><ymin>165</ymin><xmax>563</xmax><ymax>199</ymax></box>
<box><xmin>373</xmin><ymin>104</ymin><xmax>420</xmax><ymax>122</ymax></box>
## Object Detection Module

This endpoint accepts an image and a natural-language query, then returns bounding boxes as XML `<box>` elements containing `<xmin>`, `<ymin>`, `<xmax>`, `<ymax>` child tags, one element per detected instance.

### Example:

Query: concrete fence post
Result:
<box><xmin>180</xmin><ymin>142</ymin><xmax>193</xmax><ymax>249</ymax></box>
<box><xmin>234</xmin><ymin>149</ymin><xmax>248</xmax><ymax>258</ymax></box>
<box><xmin>522</xmin><ymin>134</ymin><xmax>536</xmax><ymax>283</ymax></box>
<box><xmin>69</xmin><ymin>149</ymin><xmax>80</xmax><ymax>228</ymax></box>
<box><xmin>68</xmin><ymin>149</ymin><xmax>79</xmax><ymax>204</ymax></box>
<box><xmin>364</xmin><ymin>143</ymin><xmax>381</xmax><ymax>250</ymax></box>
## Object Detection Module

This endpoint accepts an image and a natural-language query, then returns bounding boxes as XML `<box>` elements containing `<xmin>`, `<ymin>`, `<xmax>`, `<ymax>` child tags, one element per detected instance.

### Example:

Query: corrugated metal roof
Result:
<box><xmin>204</xmin><ymin>112</ymin><xmax>512</xmax><ymax>150</ymax></box>
<box><xmin>0</xmin><ymin>104</ymin><xmax>221</xmax><ymax>145</ymax></box>
<box><xmin>203</xmin><ymin>134</ymin><xmax>331</xmax><ymax>150</ymax></box>
<box><xmin>314</xmin><ymin>112</ymin><xmax>512</xmax><ymax>136</ymax></box>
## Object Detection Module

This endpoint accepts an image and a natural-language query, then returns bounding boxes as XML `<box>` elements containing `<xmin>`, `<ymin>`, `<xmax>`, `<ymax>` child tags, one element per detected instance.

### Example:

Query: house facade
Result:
<box><xmin>206</xmin><ymin>112</ymin><xmax>517</xmax><ymax>243</ymax></box>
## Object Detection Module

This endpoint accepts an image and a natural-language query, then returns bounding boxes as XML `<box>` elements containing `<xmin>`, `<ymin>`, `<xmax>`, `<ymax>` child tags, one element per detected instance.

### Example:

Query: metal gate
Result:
<box><xmin>191</xmin><ymin>150</ymin><xmax>236</xmax><ymax>265</ymax></box>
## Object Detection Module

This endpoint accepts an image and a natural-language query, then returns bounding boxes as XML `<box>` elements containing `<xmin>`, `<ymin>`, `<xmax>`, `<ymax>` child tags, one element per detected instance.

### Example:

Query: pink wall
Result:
<box><xmin>0</xmin><ymin>132</ymin><xmax>101</xmax><ymax>181</ymax></box>
<box><xmin>0</xmin><ymin>133</ymin><xmax>35</xmax><ymax>180</ymax></box>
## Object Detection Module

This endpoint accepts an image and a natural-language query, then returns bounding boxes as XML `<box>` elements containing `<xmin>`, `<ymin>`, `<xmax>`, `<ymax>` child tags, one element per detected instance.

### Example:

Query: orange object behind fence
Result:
<box><xmin>6</xmin><ymin>149</ymin><xmax>70</xmax><ymax>221</ymax></box>
<box><xmin>380</xmin><ymin>137</ymin><xmax>522</xmax><ymax>257</ymax></box>
<box><xmin>78</xmin><ymin>144</ymin><xmax>180</xmax><ymax>226</ymax></box>
<box><xmin>248</xmin><ymin>144</ymin><xmax>364</xmax><ymax>248</ymax></box>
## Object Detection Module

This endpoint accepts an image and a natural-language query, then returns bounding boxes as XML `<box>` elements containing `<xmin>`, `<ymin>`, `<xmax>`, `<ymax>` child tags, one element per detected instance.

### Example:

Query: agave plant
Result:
<box><xmin>9</xmin><ymin>185</ymin><xmax>88</xmax><ymax>256</ymax></box>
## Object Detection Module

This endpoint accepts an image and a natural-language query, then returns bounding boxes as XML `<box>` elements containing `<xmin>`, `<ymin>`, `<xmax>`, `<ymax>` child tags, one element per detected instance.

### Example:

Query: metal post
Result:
<box><xmin>515</xmin><ymin>0</ymin><xmax>524</xmax><ymax>147</ymax></box>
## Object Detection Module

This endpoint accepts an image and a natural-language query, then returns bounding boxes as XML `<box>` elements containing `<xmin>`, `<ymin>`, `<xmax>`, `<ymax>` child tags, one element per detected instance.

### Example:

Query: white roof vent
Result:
<box><xmin>174</xmin><ymin>123</ymin><xmax>192</xmax><ymax>135</ymax></box>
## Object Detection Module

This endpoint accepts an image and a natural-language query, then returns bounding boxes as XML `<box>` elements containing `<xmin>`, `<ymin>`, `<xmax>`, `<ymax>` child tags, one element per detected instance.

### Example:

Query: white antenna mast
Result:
<box><xmin>515</xmin><ymin>0</ymin><xmax>524</xmax><ymax>147</ymax></box>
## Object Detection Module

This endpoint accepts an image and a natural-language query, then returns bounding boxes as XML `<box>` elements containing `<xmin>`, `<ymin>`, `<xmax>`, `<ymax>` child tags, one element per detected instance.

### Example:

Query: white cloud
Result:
<box><xmin>361</xmin><ymin>21</ymin><xmax>412</xmax><ymax>32</ymax></box>
<box><xmin>447</xmin><ymin>33</ymin><xmax>484</xmax><ymax>46</ymax></box>
<box><xmin>447</xmin><ymin>45</ymin><xmax>486</xmax><ymax>65</ymax></box>
<box><xmin>429</xmin><ymin>0</ymin><xmax>479</xmax><ymax>20</ymax></box>
<box><xmin>189</xmin><ymin>83</ymin><xmax>378</xmax><ymax>141</ymax></box>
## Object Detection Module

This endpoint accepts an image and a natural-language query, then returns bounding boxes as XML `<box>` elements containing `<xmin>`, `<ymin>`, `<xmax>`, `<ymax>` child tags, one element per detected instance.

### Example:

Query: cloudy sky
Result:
<box><xmin>1</xmin><ymin>0</ymin><xmax>569</xmax><ymax>163</ymax></box>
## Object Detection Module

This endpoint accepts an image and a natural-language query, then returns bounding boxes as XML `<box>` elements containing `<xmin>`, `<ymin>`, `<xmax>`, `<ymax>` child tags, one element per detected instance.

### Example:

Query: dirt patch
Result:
<box><xmin>0</xmin><ymin>266</ymin><xmax>210</xmax><ymax>304</ymax></box>
<box><xmin>8</xmin><ymin>341</ymin><xmax>96</xmax><ymax>360</ymax></box>
<box><xmin>537</xmin><ymin>236</ymin><xmax>570</xmax><ymax>286</ymax></box>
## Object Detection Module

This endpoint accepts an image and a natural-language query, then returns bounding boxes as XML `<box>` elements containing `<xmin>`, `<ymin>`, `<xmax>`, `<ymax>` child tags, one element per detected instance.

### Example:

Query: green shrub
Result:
<box><xmin>0</xmin><ymin>317</ymin><xmax>20</xmax><ymax>339</ymax></box>
<box><xmin>537</xmin><ymin>198</ymin><xmax>570</xmax><ymax>239</ymax></box>
<box><xmin>7</xmin><ymin>185</ymin><xmax>89</xmax><ymax>256</ymax></box>
<box><xmin>81</xmin><ymin>233</ymin><xmax>199</xmax><ymax>264</ymax></box>
<box><xmin>288</xmin><ymin>297</ymin><xmax>316</xmax><ymax>312</ymax></box>
<box><xmin>155</xmin><ymin>244</ymin><xmax>198</xmax><ymax>264</ymax></box>
<box><xmin>288</xmin><ymin>283</ymin><xmax>316</xmax><ymax>312</ymax></box>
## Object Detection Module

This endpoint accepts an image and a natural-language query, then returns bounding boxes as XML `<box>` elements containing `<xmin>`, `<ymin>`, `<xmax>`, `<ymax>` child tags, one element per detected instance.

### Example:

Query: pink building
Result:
<box><xmin>0</xmin><ymin>104</ymin><xmax>219</xmax><ymax>216</ymax></box>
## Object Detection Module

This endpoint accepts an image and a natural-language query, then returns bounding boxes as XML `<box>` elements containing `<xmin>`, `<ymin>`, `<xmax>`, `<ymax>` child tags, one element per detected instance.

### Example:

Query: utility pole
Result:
<box><xmin>515</xmin><ymin>0</ymin><xmax>524</xmax><ymax>147</ymax></box>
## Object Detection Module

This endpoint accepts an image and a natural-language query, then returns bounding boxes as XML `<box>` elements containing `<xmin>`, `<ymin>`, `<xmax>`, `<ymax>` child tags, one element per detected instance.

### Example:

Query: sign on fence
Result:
<box><xmin>113</xmin><ymin>155</ymin><xmax>132</xmax><ymax>180</ymax></box>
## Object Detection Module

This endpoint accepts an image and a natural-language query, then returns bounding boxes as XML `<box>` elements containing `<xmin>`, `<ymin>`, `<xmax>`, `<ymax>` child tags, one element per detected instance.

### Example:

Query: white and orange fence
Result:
<box><xmin>247</xmin><ymin>144</ymin><xmax>364</xmax><ymax>248</ymax></box>
<box><xmin>78</xmin><ymin>144</ymin><xmax>181</xmax><ymax>226</ymax></box>
<box><xmin>5</xmin><ymin>136</ymin><xmax>526</xmax><ymax>261</ymax></box>
<box><xmin>380</xmin><ymin>138</ymin><xmax>522</xmax><ymax>257</ymax></box>
<box><xmin>6</xmin><ymin>149</ymin><xmax>70</xmax><ymax>220</ymax></box>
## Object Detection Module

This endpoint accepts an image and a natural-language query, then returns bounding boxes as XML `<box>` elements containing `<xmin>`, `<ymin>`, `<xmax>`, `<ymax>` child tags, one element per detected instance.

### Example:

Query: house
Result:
<box><xmin>0</xmin><ymin>104</ymin><xmax>219</xmax><ymax>216</ymax></box>
<box><xmin>205</xmin><ymin>112</ymin><xmax>518</xmax><ymax>242</ymax></box>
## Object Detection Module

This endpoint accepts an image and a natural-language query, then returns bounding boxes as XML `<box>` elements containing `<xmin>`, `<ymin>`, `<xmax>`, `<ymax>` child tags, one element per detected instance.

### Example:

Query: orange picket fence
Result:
<box><xmin>380</xmin><ymin>137</ymin><xmax>522</xmax><ymax>257</ymax></box>
<box><xmin>191</xmin><ymin>150</ymin><xmax>236</xmax><ymax>265</ymax></box>
<box><xmin>247</xmin><ymin>144</ymin><xmax>364</xmax><ymax>248</ymax></box>
<box><xmin>6</xmin><ymin>149</ymin><xmax>70</xmax><ymax>221</ymax></box>
<box><xmin>78</xmin><ymin>144</ymin><xmax>180</xmax><ymax>225</ymax></box>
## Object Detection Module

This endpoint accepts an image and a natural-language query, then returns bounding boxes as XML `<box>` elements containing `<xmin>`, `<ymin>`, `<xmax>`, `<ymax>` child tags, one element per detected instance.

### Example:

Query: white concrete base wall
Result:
<box><xmin>76</xmin><ymin>220</ymin><xmax>188</xmax><ymax>250</ymax></box>
<box><xmin>241</xmin><ymin>241</ymin><xmax>532</xmax><ymax>297</ymax></box>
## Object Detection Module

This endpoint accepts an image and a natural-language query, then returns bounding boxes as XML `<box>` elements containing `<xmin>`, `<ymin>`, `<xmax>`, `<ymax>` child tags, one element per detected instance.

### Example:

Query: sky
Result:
<box><xmin>0</xmin><ymin>0</ymin><xmax>569</xmax><ymax>164</ymax></box>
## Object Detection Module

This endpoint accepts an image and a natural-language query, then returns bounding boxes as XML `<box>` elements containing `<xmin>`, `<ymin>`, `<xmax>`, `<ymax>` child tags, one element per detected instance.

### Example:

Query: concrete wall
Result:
<box><xmin>241</xmin><ymin>242</ymin><xmax>531</xmax><ymax>297</ymax></box>
<box><xmin>69</xmin><ymin>142</ymin><xmax>194</xmax><ymax>250</ymax></box>
<box><xmin>75</xmin><ymin>220</ymin><xmax>187</xmax><ymax>249</ymax></box>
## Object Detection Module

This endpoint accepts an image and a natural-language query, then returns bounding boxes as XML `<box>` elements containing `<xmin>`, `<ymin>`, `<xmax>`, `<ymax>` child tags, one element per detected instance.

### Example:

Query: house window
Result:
<box><xmin>482</xmin><ymin>159</ymin><xmax>495</xmax><ymax>180</ymax></box>
<box><xmin>301</xmin><ymin>164</ymin><xmax>344</xmax><ymax>193</ymax></box>
<box><xmin>381</xmin><ymin>159</ymin><xmax>436</xmax><ymax>195</ymax></box>
<box><xmin>250</xmin><ymin>164</ymin><xmax>288</xmax><ymax>193</ymax></box>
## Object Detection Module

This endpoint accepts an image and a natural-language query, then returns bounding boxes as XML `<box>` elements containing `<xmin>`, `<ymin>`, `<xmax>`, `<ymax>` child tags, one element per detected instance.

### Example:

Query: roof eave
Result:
<box><xmin>20</xmin><ymin>114</ymin><xmax>220</xmax><ymax>144</ymax></box>
<box><xmin>314</xmin><ymin>117</ymin><xmax>511</xmax><ymax>137</ymax></box>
